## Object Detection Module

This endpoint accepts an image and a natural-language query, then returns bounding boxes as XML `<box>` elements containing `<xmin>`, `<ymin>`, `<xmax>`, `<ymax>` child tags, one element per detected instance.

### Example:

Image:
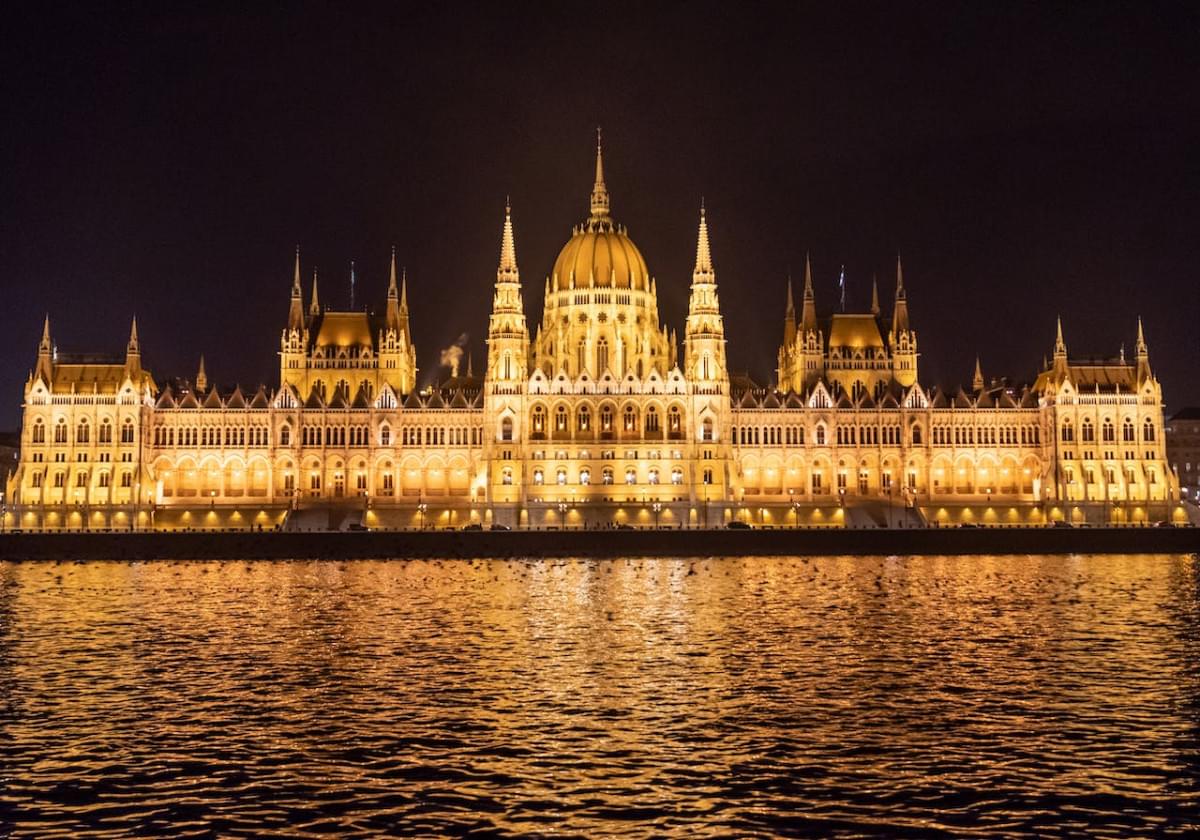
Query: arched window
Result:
<box><xmin>577</xmin><ymin>405</ymin><xmax>590</xmax><ymax>431</ymax></box>
<box><xmin>531</xmin><ymin>405</ymin><xmax>546</xmax><ymax>435</ymax></box>
<box><xmin>1061</xmin><ymin>420</ymin><xmax>1074</xmax><ymax>442</ymax></box>
<box><xmin>1122</xmin><ymin>418</ymin><xmax>1135</xmax><ymax>442</ymax></box>
<box><xmin>625</xmin><ymin>467</ymin><xmax>637</xmax><ymax>484</ymax></box>
<box><xmin>596</xmin><ymin>337</ymin><xmax>609</xmax><ymax>373</ymax></box>
<box><xmin>533</xmin><ymin>468</ymin><xmax>544</xmax><ymax>485</ymax></box>
<box><xmin>556</xmin><ymin>468</ymin><xmax>567</xmax><ymax>485</ymax></box>
<box><xmin>579</xmin><ymin>468</ymin><xmax>590</xmax><ymax>485</ymax></box>
<box><xmin>623</xmin><ymin>405</ymin><xmax>637</xmax><ymax>432</ymax></box>
<box><xmin>1143</xmin><ymin>419</ymin><xmax>1155</xmax><ymax>442</ymax></box>
<box><xmin>555</xmin><ymin>405</ymin><xmax>568</xmax><ymax>432</ymax></box>
<box><xmin>76</xmin><ymin>419</ymin><xmax>89</xmax><ymax>444</ymax></box>
<box><xmin>280</xmin><ymin>425</ymin><xmax>291</xmax><ymax>446</ymax></box>
<box><xmin>600</xmin><ymin>405</ymin><xmax>614</xmax><ymax>432</ymax></box>
<box><xmin>1081</xmin><ymin>418</ymin><xmax>1094</xmax><ymax>442</ymax></box>
<box><xmin>911</xmin><ymin>424</ymin><xmax>922</xmax><ymax>445</ymax></box>
<box><xmin>645</xmin><ymin>406</ymin><xmax>660</xmax><ymax>433</ymax></box>
<box><xmin>121</xmin><ymin>418</ymin><xmax>135</xmax><ymax>444</ymax></box>
<box><xmin>701</xmin><ymin>353</ymin><xmax>711</xmax><ymax>380</ymax></box>
<box><xmin>648</xmin><ymin>468</ymin><xmax>659</xmax><ymax>485</ymax></box>
<box><xmin>380</xmin><ymin>425</ymin><xmax>391</xmax><ymax>446</ymax></box>
<box><xmin>32</xmin><ymin>419</ymin><xmax>45</xmax><ymax>443</ymax></box>
<box><xmin>502</xmin><ymin>468</ymin><xmax>513</xmax><ymax>485</ymax></box>
<box><xmin>701</xmin><ymin>417</ymin><xmax>714</xmax><ymax>442</ymax></box>
<box><xmin>54</xmin><ymin>419</ymin><xmax>67</xmax><ymax>444</ymax></box>
<box><xmin>668</xmin><ymin>405</ymin><xmax>682</xmax><ymax>433</ymax></box>
<box><xmin>1102</xmin><ymin>419</ymin><xmax>1115</xmax><ymax>442</ymax></box>
<box><xmin>671</xmin><ymin>467</ymin><xmax>684</xmax><ymax>484</ymax></box>
<box><xmin>577</xmin><ymin>339</ymin><xmax>588</xmax><ymax>374</ymax></box>
<box><xmin>99</xmin><ymin>420</ymin><xmax>112</xmax><ymax>443</ymax></box>
<box><xmin>815</xmin><ymin>424</ymin><xmax>826</xmax><ymax>446</ymax></box>
<box><xmin>500</xmin><ymin>416</ymin><xmax>513</xmax><ymax>442</ymax></box>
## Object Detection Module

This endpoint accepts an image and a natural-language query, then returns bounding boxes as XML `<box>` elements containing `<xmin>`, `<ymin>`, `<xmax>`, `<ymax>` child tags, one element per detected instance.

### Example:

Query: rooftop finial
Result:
<box><xmin>589</xmin><ymin>127</ymin><xmax>610</xmax><ymax>219</ymax></box>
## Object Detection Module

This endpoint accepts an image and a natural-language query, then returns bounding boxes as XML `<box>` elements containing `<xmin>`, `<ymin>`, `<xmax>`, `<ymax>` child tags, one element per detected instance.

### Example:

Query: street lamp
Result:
<box><xmin>417</xmin><ymin>498</ymin><xmax>427</xmax><ymax>530</ymax></box>
<box><xmin>789</xmin><ymin>488</ymin><xmax>799</xmax><ymax>528</ymax></box>
<box><xmin>652</xmin><ymin>501</ymin><xmax>662</xmax><ymax>529</ymax></box>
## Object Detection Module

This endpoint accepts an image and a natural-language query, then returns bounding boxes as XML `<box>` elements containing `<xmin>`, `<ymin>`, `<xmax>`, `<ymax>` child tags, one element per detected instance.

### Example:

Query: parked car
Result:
<box><xmin>346</xmin><ymin>523</ymin><xmax>368</xmax><ymax>532</ymax></box>
<box><xmin>727</xmin><ymin>521</ymin><xmax>752</xmax><ymax>530</ymax></box>
<box><xmin>461</xmin><ymin>522</ymin><xmax>483</xmax><ymax>531</ymax></box>
<box><xmin>489</xmin><ymin>523</ymin><xmax>511</xmax><ymax>531</ymax></box>
<box><xmin>1052</xmin><ymin>520</ymin><xmax>1073</xmax><ymax>529</ymax></box>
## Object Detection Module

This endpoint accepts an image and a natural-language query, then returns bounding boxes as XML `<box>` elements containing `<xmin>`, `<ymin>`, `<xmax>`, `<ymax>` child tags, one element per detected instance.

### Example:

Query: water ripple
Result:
<box><xmin>1</xmin><ymin>554</ymin><xmax>1198</xmax><ymax>837</ymax></box>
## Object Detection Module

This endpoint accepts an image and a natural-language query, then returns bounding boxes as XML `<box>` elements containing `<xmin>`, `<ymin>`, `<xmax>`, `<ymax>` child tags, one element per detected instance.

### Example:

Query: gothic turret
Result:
<box><xmin>1135</xmin><ymin>316</ymin><xmax>1152</xmax><ymax>386</ymax></box>
<box><xmin>889</xmin><ymin>255</ymin><xmax>918</xmax><ymax>387</ymax></box>
<box><xmin>973</xmin><ymin>355</ymin><xmax>984</xmax><ymax>391</ymax></box>
<box><xmin>684</xmin><ymin>203</ymin><xmax>728</xmax><ymax>388</ymax></box>
<box><xmin>196</xmin><ymin>355</ymin><xmax>208</xmax><ymax>393</ymax></box>
<box><xmin>288</xmin><ymin>246</ymin><xmax>304</xmax><ymax>331</ymax></box>
<box><xmin>35</xmin><ymin>314</ymin><xmax>53</xmax><ymax>384</ymax></box>
<box><xmin>378</xmin><ymin>250</ymin><xmax>417</xmax><ymax>395</ymax></box>
<box><xmin>124</xmin><ymin>317</ymin><xmax>141</xmax><ymax>379</ymax></box>
<box><xmin>485</xmin><ymin>199</ymin><xmax>530</xmax><ymax>385</ymax></box>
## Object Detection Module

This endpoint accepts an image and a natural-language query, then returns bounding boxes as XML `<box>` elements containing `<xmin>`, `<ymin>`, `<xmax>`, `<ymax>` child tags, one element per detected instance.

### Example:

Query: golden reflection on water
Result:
<box><xmin>1</xmin><ymin>555</ymin><xmax>1198</xmax><ymax>838</ymax></box>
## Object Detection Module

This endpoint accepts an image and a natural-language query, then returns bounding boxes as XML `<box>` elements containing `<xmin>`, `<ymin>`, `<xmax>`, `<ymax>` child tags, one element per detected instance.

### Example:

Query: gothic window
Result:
<box><xmin>596</xmin><ymin>337</ymin><xmax>609</xmax><ymax>373</ymax></box>
<box><xmin>624</xmin><ymin>405</ymin><xmax>637</xmax><ymax>432</ymax></box>
<box><xmin>577</xmin><ymin>405</ymin><xmax>591</xmax><ymax>432</ymax></box>
<box><xmin>668</xmin><ymin>405</ymin><xmax>682</xmax><ymax>433</ymax></box>
<box><xmin>32</xmin><ymin>419</ymin><xmax>45</xmax><ymax>443</ymax></box>
<box><xmin>815</xmin><ymin>424</ymin><xmax>826</xmax><ymax>446</ymax></box>
<box><xmin>602</xmin><ymin>468</ymin><xmax>614</xmax><ymax>485</ymax></box>
<box><xmin>380</xmin><ymin>425</ymin><xmax>391</xmax><ymax>446</ymax></box>
<box><xmin>1061</xmin><ymin>420</ymin><xmax>1074</xmax><ymax>442</ymax></box>
<box><xmin>701</xmin><ymin>354</ymin><xmax>710</xmax><ymax>380</ymax></box>
<box><xmin>502</xmin><ymin>469</ymin><xmax>513</xmax><ymax>485</ymax></box>
<box><xmin>625</xmin><ymin>467</ymin><xmax>637</xmax><ymax>484</ymax></box>
<box><xmin>533</xmin><ymin>468</ymin><xmax>544</xmax><ymax>485</ymax></box>
<box><xmin>55</xmin><ymin>419</ymin><xmax>67</xmax><ymax>444</ymax></box>
<box><xmin>645</xmin><ymin>407</ymin><xmax>660</xmax><ymax>433</ymax></box>
<box><xmin>99</xmin><ymin>420</ymin><xmax>112</xmax><ymax>443</ymax></box>
<box><xmin>76</xmin><ymin>419</ymin><xmax>89</xmax><ymax>444</ymax></box>
<box><xmin>1123</xmin><ymin>419</ymin><xmax>1135</xmax><ymax>442</ymax></box>
<box><xmin>1102</xmin><ymin>419</ymin><xmax>1115</xmax><ymax>442</ymax></box>
<box><xmin>1143</xmin><ymin>419</ymin><xmax>1155</xmax><ymax>442</ymax></box>
<box><xmin>911</xmin><ymin>424</ymin><xmax>923</xmax><ymax>445</ymax></box>
<box><xmin>701</xmin><ymin>417</ymin><xmax>715</xmax><ymax>442</ymax></box>
<box><xmin>577</xmin><ymin>339</ymin><xmax>587</xmax><ymax>374</ymax></box>
<box><xmin>648</xmin><ymin>468</ymin><xmax>660</xmax><ymax>485</ymax></box>
<box><xmin>556</xmin><ymin>468</ymin><xmax>567</xmax><ymax>485</ymax></box>
<box><xmin>121</xmin><ymin>471</ymin><xmax>132</xmax><ymax>488</ymax></box>
<box><xmin>556</xmin><ymin>405</ymin><xmax>568</xmax><ymax>432</ymax></box>
<box><xmin>500</xmin><ymin>416</ymin><xmax>513</xmax><ymax>442</ymax></box>
<box><xmin>600</xmin><ymin>405</ymin><xmax>614</xmax><ymax>432</ymax></box>
<box><xmin>1082</xmin><ymin>419</ymin><xmax>1095</xmax><ymax>442</ymax></box>
<box><xmin>98</xmin><ymin>471</ymin><xmax>110</xmax><ymax>488</ymax></box>
<box><xmin>121</xmin><ymin>419</ymin><xmax>135</xmax><ymax>444</ymax></box>
<box><xmin>579</xmin><ymin>468</ymin><xmax>590</xmax><ymax>485</ymax></box>
<box><xmin>531</xmin><ymin>405</ymin><xmax>546</xmax><ymax>435</ymax></box>
<box><xmin>671</xmin><ymin>467</ymin><xmax>684</xmax><ymax>485</ymax></box>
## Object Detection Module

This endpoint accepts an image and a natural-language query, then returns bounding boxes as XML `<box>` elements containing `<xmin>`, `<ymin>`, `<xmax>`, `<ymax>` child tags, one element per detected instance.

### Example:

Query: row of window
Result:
<box><xmin>530</xmin><ymin>403</ymin><xmax>684</xmax><ymax>436</ymax></box>
<box><xmin>31</xmin><ymin>417</ymin><xmax>135</xmax><ymax>445</ymax></box>
<box><xmin>931</xmin><ymin>426</ymin><xmax>1042</xmax><ymax>446</ymax></box>
<box><xmin>531</xmin><ymin>466</ymin><xmax>687</xmax><ymax>486</ymax></box>
<box><xmin>1062</xmin><ymin>418</ymin><xmax>1155</xmax><ymax>443</ymax></box>
<box><xmin>31</xmin><ymin>470</ymin><xmax>133</xmax><ymax>489</ymax></box>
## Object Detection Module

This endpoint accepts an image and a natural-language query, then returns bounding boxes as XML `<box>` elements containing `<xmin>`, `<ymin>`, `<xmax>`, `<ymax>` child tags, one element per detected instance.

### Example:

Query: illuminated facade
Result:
<box><xmin>3</xmin><ymin>140</ymin><xmax>1185</xmax><ymax>530</ymax></box>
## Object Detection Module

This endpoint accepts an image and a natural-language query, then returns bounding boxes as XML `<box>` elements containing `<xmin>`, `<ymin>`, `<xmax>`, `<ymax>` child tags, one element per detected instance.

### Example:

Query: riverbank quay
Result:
<box><xmin>0</xmin><ymin>526</ymin><xmax>1196</xmax><ymax>561</ymax></box>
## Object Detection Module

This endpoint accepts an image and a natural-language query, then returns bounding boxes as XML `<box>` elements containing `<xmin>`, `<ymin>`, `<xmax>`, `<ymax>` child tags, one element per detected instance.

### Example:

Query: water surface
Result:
<box><xmin>1</xmin><ymin>555</ymin><xmax>1198</xmax><ymax>837</ymax></box>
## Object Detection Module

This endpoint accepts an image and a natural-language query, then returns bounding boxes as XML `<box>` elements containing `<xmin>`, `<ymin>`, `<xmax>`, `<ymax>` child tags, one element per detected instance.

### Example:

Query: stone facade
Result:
<box><xmin>3</xmin><ymin>142</ymin><xmax>1185</xmax><ymax>530</ymax></box>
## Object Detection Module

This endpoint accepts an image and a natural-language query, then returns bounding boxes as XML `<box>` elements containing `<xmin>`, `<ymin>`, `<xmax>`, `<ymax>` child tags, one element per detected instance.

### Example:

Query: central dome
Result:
<box><xmin>551</xmin><ymin>133</ymin><xmax>650</xmax><ymax>292</ymax></box>
<box><xmin>552</xmin><ymin>225</ymin><xmax>649</xmax><ymax>291</ymax></box>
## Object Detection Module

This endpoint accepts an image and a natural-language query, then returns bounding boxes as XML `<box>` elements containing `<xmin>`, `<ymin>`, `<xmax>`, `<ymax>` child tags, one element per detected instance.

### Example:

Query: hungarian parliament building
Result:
<box><xmin>3</xmin><ymin>142</ymin><xmax>1185</xmax><ymax>530</ymax></box>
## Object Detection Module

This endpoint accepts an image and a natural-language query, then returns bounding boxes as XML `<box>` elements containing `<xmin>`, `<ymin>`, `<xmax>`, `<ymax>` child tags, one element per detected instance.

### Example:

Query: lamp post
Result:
<box><xmin>652</xmin><ymin>501</ymin><xmax>662</xmax><ymax>529</ymax></box>
<box><xmin>557</xmin><ymin>499</ymin><xmax>568</xmax><ymax>529</ymax></box>
<box><xmin>789</xmin><ymin>488</ymin><xmax>798</xmax><ymax>528</ymax></box>
<box><xmin>417</xmin><ymin>497</ymin><xmax>427</xmax><ymax>530</ymax></box>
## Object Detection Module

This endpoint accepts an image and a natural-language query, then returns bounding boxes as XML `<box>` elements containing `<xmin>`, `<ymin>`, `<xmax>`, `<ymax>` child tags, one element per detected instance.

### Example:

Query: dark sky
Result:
<box><xmin>2</xmin><ymin>2</ymin><xmax>1198</xmax><ymax>429</ymax></box>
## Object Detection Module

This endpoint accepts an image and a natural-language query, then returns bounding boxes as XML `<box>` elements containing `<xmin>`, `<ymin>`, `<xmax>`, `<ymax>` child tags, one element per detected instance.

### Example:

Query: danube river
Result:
<box><xmin>1</xmin><ymin>555</ymin><xmax>1197</xmax><ymax>837</ymax></box>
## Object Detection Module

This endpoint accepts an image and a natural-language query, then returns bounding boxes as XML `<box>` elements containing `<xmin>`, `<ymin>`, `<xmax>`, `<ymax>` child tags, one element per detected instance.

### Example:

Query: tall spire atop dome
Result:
<box><xmin>589</xmin><ymin>127</ymin><xmax>610</xmax><ymax>220</ymax></box>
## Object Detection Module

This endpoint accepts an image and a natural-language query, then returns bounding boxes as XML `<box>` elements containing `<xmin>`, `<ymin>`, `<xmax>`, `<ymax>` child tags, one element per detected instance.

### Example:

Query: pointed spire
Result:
<box><xmin>35</xmin><ymin>313</ymin><xmax>54</xmax><ymax>382</ymax></box>
<box><xmin>1135</xmin><ymin>316</ymin><xmax>1147</xmax><ymax>356</ymax></box>
<box><xmin>400</xmin><ymin>267</ymin><xmax>409</xmax><ymax>312</ymax></box>
<box><xmin>693</xmin><ymin>202</ymin><xmax>713</xmax><ymax>277</ymax></box>
<box><xmin>891</xmin><ymin>254</ymin><xmax>910</xmax><ymax>334</ymax></box>
<box><xmin>128</xmin><ymin>317</ymin><xmax>139</xmax><ymax>353</ymax></box>
<box><xmin>292</xmin><ymin>246</ymin><xmax>302</xmax><ymax>293</ymax></box>
<box><xmin>1054</xmin><ymin>316</ymin><xmax>1066</xmax><ymax>357</ymax></box>
<box><xmin>785</xmin><ymin>275</ymin><xmax>795</xmax><ymax>316</ymax></box>
<box><xmin>466</xmin><ymin>351</ymin><xmax>474</xmax><ymax>378</ymax></box>
<box><xmin>196</xmin><ymin>355</ymin><xmax>208</xmax><ymax>393</ymax></box>
<box><xmin>973</xmin><ymin>355</ymin><xmax>984</xmax><ymax>391</ymax></box>
<box><xmin>40</xmin><ymin>313</ymin><xmax>51</xmax><ymax>351</ymax></box>
<box><xmin>870</xmin><ymin>275</ymin><xmax>880</xmax><ymax>316</ymax></box>
<box><xmin>1134</xmin><ymin>316</ymin><xmax>1151</xmax><ymax>384</ymax></box>
<box><xmin>589</xmin><ymin>127</ymin><xmax>610</xmax><ymax>220</ymax></box>
<box><xmin>310</xmin><ymin>268</ymin><xmax>320</xmax><ymax>316</ymax></box>
<box><xmin>125</xmin><ymin>316</ymin><xmax>141</xmax><ymax>376</ymax></box>
<box><xmin>288</xmin><ymin>248</ymin><xmax>305</xmax><ymax>330</ymax></box>
<box><xmin>388</xmin><ymin>247</ymin><xmax>398</xmax><ymax>299</ymax></box>
<box><xmin>498</xmin><ymin>198</ymin><xmax>518</xmax><ymax>278</ymax></box>
<box><xmin>800</xmin><ymin>253</ymin><xmax>818</xmax><ymax>333</ymax></box>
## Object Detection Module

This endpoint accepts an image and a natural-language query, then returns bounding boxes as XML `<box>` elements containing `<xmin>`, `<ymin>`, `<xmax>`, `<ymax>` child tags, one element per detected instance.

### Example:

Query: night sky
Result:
<box><xmin>2</xmin><ymin>2</ymin><xmax>1198</xmax><ymax>429</ymax></box>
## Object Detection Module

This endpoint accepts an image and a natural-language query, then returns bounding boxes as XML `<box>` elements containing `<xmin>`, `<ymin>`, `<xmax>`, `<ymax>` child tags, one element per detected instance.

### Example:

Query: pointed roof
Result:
<box><xmin>226</xmin><ymin>386</ymin><xmax>247</xmax><ymax>409</ymax></box>
<box><xmin>800</xmin><ymin>253</ymin><xmax>818</xmax><ymax>333</ymax></box>
<box><xmin>973</xmin><ymin>355</ymin><xmax>984</xmax><ymax>391</ymax></box>
<box><xmin>128</xmin><ymin>317</ymin><xmax>139</xmax><ymax>350</ymax></box>
<box><xmin>41</xmin><ymin>313</ymin><xmax>51</xmax><ymax>348</ymax></box>
<box><xmin>351</xmin><ymin>387</ymin><xmax>371</xmax><ymax>409</ymax></box>
<box><xmin>870</xmin><ymin>276</ymin><xmax>880</xmax><ymax>316</ymax></box>
<box><xmin>693</xmin><ymin>202</ymin><xmax>713</xmax><ymax>276</ymax></box>
<box><xmin>304</xmin><ymin>385</ymin><xmax>325</xmax><ymax>409</ymax></box>
<box><xmin>203</xmin><ymin>387</ymin><xmax>224</xmax><ymax>409</ymax></box>
<box><xmin>310</xmin><ymin>268</ymin><xmax>320</xmax><ymax>315</ymax></box>
<box><xmin>249</xmin><ymin>386</ymin><xmax>270</xmax><ymax>408</ymax></box>
<box><xmin>195</xmin><ymin>355</ymin><xmax>207</xmax><ymax>391</ymax></box>
<box><xmin>388</xmin><ymin>246</ymin><xmax>398</xmax><ymax>299</ymax></box>
<box><xmin>498</xmin><ymin>198</ymin><xmax>518</xmax><ymax>276</ymax></box>
<box><xmin>403</xmin><ymin>390</ymin><xmax>423</xmax><ymax>409</ymax></box>
<box><xmin>589</xmin><ymin>127</ymin><xmax>610</xmax><ymax>220</ymax></box>
<box><xmin>293</xmin><ymin>246</ymin><xmax>302</xmax><ymax>293</ymax></box>
<box><xmin>155</xmin><ymin>386</ymin><xmax>176</xmax><ymax>409</ymax></box>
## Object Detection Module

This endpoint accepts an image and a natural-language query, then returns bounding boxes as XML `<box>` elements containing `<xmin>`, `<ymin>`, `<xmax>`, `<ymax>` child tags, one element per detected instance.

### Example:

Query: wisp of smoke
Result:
<box><xmin>440</xmin><ymin>333</ymin><xmax>468</xmax><ymax>377</ymax></box>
